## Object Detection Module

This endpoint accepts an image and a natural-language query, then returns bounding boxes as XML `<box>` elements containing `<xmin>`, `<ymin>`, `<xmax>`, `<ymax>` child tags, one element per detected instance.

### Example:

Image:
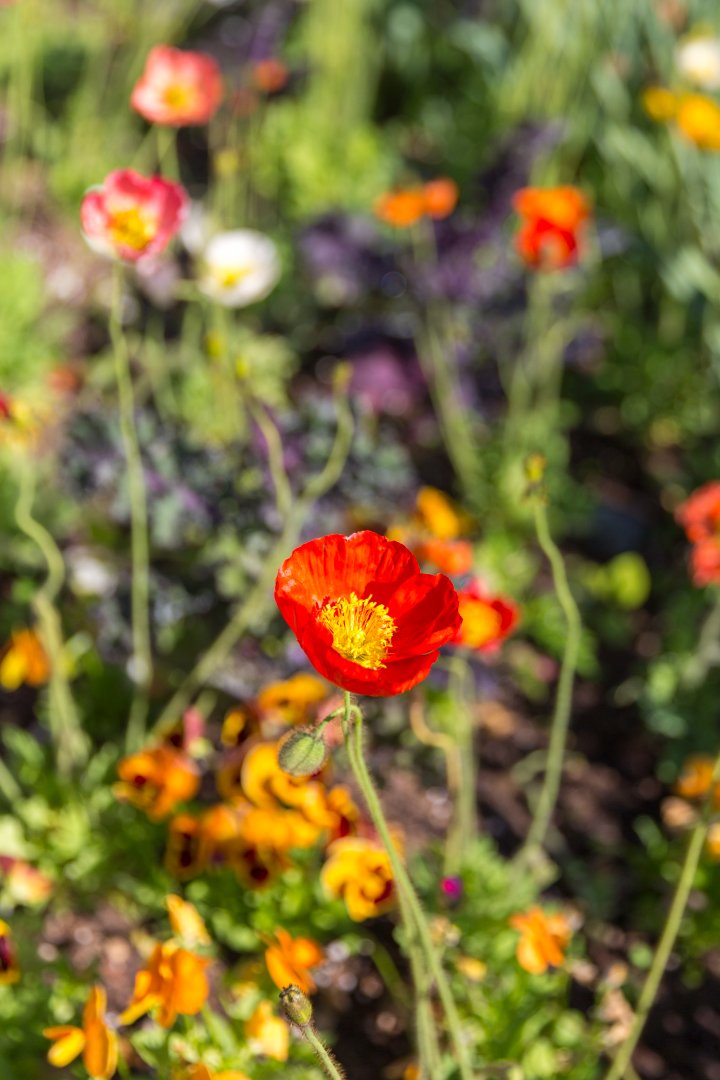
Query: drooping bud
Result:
<box><xmin>278</xmin><ymin>727</ymin><xmax>327</xmax><ymax>777</ymax></box>
<box><xmin>279</xmin><ymin>983</ymin><xmax>313</xmax><ymax>1027</ymax></box>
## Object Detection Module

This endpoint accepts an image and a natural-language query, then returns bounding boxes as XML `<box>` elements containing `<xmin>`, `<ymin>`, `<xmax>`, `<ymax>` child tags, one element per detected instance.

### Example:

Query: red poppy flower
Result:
<box><xmin>512</xmin><ymin>186</ymin><xmax>590</xmax><ymax>270</ymax></box>
<box><xmin>676</xmin><ymin>480</ymin><xmax>720</xmax><ymax>544</ymax></box>
<box><xmin>81</xmin><ymin>169</ymin><xmax>187</xmax><ymax>263</ymax></box>
<box><xmin>131</xmin><ymin>46</ymin><xmax>223</xmax><ymax>127</ymax></box>
<box><xmin>453</xmin><ymin>580</ymin><xmax>519</xmax><ymax>653</ymax></box>
<box><xmin>275</xmin><ymin>531</ymin><xmax>461</xmax><ymax>696</ymax></box>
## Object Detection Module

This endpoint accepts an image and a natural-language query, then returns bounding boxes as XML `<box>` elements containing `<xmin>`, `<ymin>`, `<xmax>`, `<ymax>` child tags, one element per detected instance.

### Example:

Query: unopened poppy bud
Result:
<box><xmin>278</xmin><ymin>728</ymin><xmax>327</xmax><ymax>777</ymax></box>
<box><xmin>279</xmin><ymin>983</ymin><xmax>313</xmax><ymax>1027</ymax></box>
<box><xmin>524</xmin><ymin>453</ymin><xmax>546</xmax><ymax>485</ymax></box>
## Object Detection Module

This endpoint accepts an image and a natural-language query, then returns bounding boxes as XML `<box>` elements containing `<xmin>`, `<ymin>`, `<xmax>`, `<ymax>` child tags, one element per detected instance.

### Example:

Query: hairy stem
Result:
<box><xmin>302</xmin><ymin>1025</ymin><xmax>346</xmax><ymax>1080</ymax></box>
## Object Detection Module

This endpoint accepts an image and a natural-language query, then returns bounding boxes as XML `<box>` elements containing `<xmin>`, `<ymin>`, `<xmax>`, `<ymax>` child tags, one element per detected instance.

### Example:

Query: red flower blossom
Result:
<box><xmin>131</xmin><ymin>46</ymin><xmax>223</xmax><ymax>126</ymax></box>
<box><xmin>513</xmin><ymin>186</ymin><xmax>590</xmax><ymax>270</ymax></box>
<box><xmin>275</xmin><ymin>531</ymin><xmax>461</xmax><ymax>696</ymax></box>
<box><xmin>453</xmin><ymin>580</ymin><xmax>519</xmax><ymax>652</ymax></box>
<box><xmin>81</xmin><ymin>169</ymin><xmax>187</xmax><ymax>262</ymax></box>
<box><xmin>676</xmin><ymin>481</ymin><xmax>720</xmax><ymax>544</ymax></box>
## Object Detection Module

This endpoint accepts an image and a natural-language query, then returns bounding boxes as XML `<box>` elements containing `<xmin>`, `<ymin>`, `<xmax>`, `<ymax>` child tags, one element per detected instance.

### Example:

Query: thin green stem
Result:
<box><xmin>155</xmin><ymin>124</ymin><xmax>180</xmax><ymax>182</ymax></box>
<box><xmin>109</xmin><ymin>266</ymin><xmax>152</xmax><ymax>750</ymax></box>
<box><xmin>343</xmin><ymin>693</ymin><xmax>474</xmax><ymax>1080</ymax></box>
<box><xmin>520</xmin><ymin>492</ymin><xmax>582</xmax><ymax>856</ymax></box>
<box><xmin>14</xmin><ymin>463</ymin><xmax>87</xmax><ymax>773</ymax></box>
<box><xmin>302</xmin><ymin>1025</ymin><xmax>346</xmax><ymax>1080</ymax></box>
<box><xmin>604</xmin><ymin>748</ymin><xmax>720</xmax><ymax>1080</ymax></box>
<box><xmin>448</xmin><ymin>654</ymin><xmax>478</xmax><ymax>868</ymax></box>
<box><xmin>249</xmin><ymin>399</ymin><xmax>293</xmax><ymax>519</ymax></box>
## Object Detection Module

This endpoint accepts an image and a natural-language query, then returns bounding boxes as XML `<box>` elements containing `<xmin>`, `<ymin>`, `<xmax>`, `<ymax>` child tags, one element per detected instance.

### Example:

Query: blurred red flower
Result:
<box><xmin>513</xmin><ymin>186</ymin><xmax>590</xmax><ymax>269</ymax></box>
<box><xmin>275</xmin><ymin>531</ymin><xmax>461</xmax><ymax>696</ymax></box>
<box><xmin>81</xmin><ymin>169</ymin><xmax>187</xmax><ymax>262</ymax></box>
<box><xmin>131</xmin><ymin>46</ymin><xmax>223</xmax><ymax>126</ymax></box>
<box><xmin>676</xmin><ymin>481</ymin><xmax>720</xmax><ymax>585</ymax></box>
<box><xmin>453</xmin><ymin>580</ymin><xmax>519</xmax><ymax>652</ymax></box>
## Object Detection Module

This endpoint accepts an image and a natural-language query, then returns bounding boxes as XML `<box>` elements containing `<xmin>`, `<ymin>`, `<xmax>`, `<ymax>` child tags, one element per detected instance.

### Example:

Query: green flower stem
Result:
<box><xmin>604</xmin><ymin>748</ymin><xmax>720</xmax><ymax>1080</ymax></box>
<box><xmin>109</xmin><ymin>266</ymin><xmax>153</xmax><ymax>750</ymax></box>
<box><xmin>249</xmin><ymin>399</ymin><xmax>293</xmax><ymax>519</ymax></box>
<box><xmin>520</xmin><ymin>490</ymin><xmax>582</xmax><ymax>857</ymax></box>
<box><xmin>14</xmin><ymin>462</ymin><xmax>87</xmax><ymax>774</ymax></box>
<box><xmin>343</xmin><ymin>692</ymin><xmax>474</xmax><ymax>1080</ymax></box>
<box><xmin>156</xmin><ymin>124</ymin><xmax>180</xmax><ymax>182</ymax></box>
<box><xmin>302</xmin><ymin>1025</ymin><xmax>346</xmax><ymax>1080</ymax></box>
<box><xmin>151</xmin><ymin>382</ymin><xmax>353</xmax><ymax>739</ymax></box>
<box><xmin>448</xmin><ymin>654</ymin><xmax>478</xmax><ymax>866</ymax></box>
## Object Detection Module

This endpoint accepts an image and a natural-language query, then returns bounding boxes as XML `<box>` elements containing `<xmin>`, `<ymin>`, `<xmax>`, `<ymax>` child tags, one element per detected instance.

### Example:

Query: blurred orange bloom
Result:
<box><xmin>220</xmin><ymin>705</ymin><xmax>259</xmax><ymax>748</ymax></box>
<box><xmin>676</xmin><ymin>481</ymin><xmax>720</xmax><ymax>543</ymax></box>
<box><xmin>642</xmin><ymin>85</ymin><xmax>679</xmax><ymax>121</ymax></box>
<box><xmin>675</xmin><ymin>755</ymin><xmax>720</xmax><ymax>807</ymax></box>
<box><xmin>374</xmin><ymin>189</ymin><xmax>427</xmax><ymax>228</ymax></box>
<box><xmin>199</xmin><ymin>804</ymin><xmax>245</xmax><ymax>868</ymax></box>
<box><xmin>121</xmin><ymin>941</ymin><xmax>210</xmax><ymax>1028</ymax></box>
<box><xmin>166</xmin><ymin>814</ymin><xmax>204</xmax><ymax>879</ymax></box>
<box><xmin>415</xmin><ymin>487</ymin><xmax>469</xmax><ymax>540</ymax></box>
<box><xmin>422</xmin><ymin>178</ymin><xmax>459</xmax><ymax>219</ymax></box>
<box><xmin>264</xmin><ymin>928</ymin><xmax>324</xmax><ymax>994</ymax></box>
<box><xmin>167</xmin><ymin>895</ymin><xmax>210</xmax><ymax>946</ymax></box>
<box><xmin>676</xmin><ymin>93</ymin><xmax>720</xmax><ymax>149</ymax></box>
<box><xmin>131</xmin><ymin>46</ymin><xmax>223</xmax><ymax>126</ymax></box>
<box><xmin>414</xmin><ymin>538</ymin><xmax>474</xmax><ymax>575</ymax></box>
<box><xmin>44</xmin><ymin>986</ymin><xmax>118</xmax><ymax>1077</ymax></box>
<box><xmin>0</xmin><ymin>857</ymin><xmax>53</xmax><ymax>904</ymax></box>
<box><xmin>0</xmin><ymin>919</ymin><xmax>20</xmax><ymax>984</ymax></box>
<box><xmin>322</xmin><ymin>785</ymin><xmax>360</xmax><ymax>841</ymax></box>
<box><xmin>175</xmin><ymin>1067</ymin><xmax>250</xmax><ymax>1080</ymax></box>
<box><xmin>513</xmin><ymin>186</ymin><xmax>590</xmax><ymax>269</ymax></box>
<box><xmin>321</xmin><ymin>837</ymin><xmax>396</xmax><ymax>921</ymax></box>
<box><xmin>240</xmin><ymin>804</ymin><xmax>321</xmax><ymax>850</ymax></box>
<box><xmin>510</xmin><ymin>907</ymin><xmax>571</xmax><ymax>974</ymax></box>
<box><xmin>252</xmin><ymin>58</ymin><xmax>290</xmax><ymax>94</ymax></box>
<box><xmin>256</xmin><ymin>673</ymin><xmax>328</xmax><ymax>726</ymax></box>
<box><xmin>245</xmin><ymin>1001</ymin><xmax>289</xmax><ymax>1061</ymax></box>
<box><xmin>241</xmin><ymin>741</ymin><xmax>329</xmax><ymax>821</ymax></box>
<box><xmin>454</xmin><ymin>582</ymin><xmax>520</xmax><ymax>652</ymax></box>
<box><xmin>707</xmin><ymin>822</ymin><xmax>720</xmax><ymax>859</ymax></box>
<box><xmin>0</xmin><ymin>628</ymin><xmax>50</xmax><ymax>690</ymax></box>
<box><xmin>115</xmin><ymin>745</ymin><xmax>199</xmax><ymax>821</ymax></box>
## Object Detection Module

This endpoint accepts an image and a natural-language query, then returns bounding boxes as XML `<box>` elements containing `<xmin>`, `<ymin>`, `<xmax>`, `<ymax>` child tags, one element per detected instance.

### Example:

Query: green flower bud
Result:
<box><xmin>278</xmin><ymin>727</ymin><xmax>327</xmax><ymax>777</ymax></box>
<box><xmin>279</xmin><ymin>983</ymin><xmax>314</xmax><ymax>1027</ymax></box>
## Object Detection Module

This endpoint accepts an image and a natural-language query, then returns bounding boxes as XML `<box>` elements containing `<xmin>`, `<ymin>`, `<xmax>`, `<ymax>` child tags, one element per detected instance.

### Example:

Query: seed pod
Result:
<box><xmin>279</xmin><ymin>983</ymin><xmax>314</xmax><ymax>1027</ymax></box>
<box><xmin>278</xmin><ymin>727</ymin><xmax>327</xmax><ymax>777</ymax></box>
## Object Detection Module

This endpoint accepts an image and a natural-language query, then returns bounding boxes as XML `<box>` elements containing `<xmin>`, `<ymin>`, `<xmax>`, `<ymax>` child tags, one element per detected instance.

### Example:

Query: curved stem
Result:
<box><xmin>302</xmin><ymin>1025</ymin><xmax>346</xmax><ymax>1080</ymax></box>
<box><xmin>520</xmin><ymin>493</ymin><xmax>581</xmax><ymax>856</ymax></box>
<box><xmin>109</xmin><ymin>266</ymin><xmax>153</xmax><ymax>749</ymax></box>
<box><xmin>604</xmin><ymin>748</ymin><xmax>720</xmax><ymax>1080</ymax></box>
<box><xmin>343</xmin><ymin>692</ymin><xmax>474</xmax><ymax>1080</ymax></box>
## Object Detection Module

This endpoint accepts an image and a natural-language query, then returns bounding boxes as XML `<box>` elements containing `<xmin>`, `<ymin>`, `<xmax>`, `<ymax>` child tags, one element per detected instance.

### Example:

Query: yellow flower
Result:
<box><xmin>167</xmin><ymin>895</ymin><xmax>210</xmax><ymax>946</ymax></box>
<box><xmin>415</xmin><ymin>486</ymin><xmax>468</xmax><ymax>540</ymax></box>
<box><xmin>120</xmin><ymin>941</ymin><xmax>210</xmax><ymax>1028</ymax></box>
<box><xmin>264</xmin><ymin>928</ymin><xmax>324</xmax><ymax>994</ymax></box>
<box><xmin>509</xmin><ymin>907</ymin><xmax>572</xmax><ymax>974</ymax></box>
<box><xmin>256</xmin><ymin>673</ymin><xmax>328</xmax><ymax>726</ymax></box>
<box><xmin>241</xmin><ymin>740</ymin><xmax>329</xmax><ymax>822</ymax></box>
<box><xmin>44</xmin><ymin>986</ymin><xmax>118</xmax><ymax>1077</ymax></box>
<box><xmin>642</xmin><ymin>85</ymin><xmax>679</xmax><ymax>122</ymax></box>
<box><xmin>245</xmin><ymin>1001</ymin><xmax>289</xmax><ymax>1061</ymax></box>
<box><xmin>321</xmin><ymin>837</ymin><xmax>396</xmax><ymax>921</ymax></box>
<box><xmin>0</xmin><ymin>919</ymin><xmax>20</xmax><ymax>985</ymax></box>
<box><xmin>0</xmin><ymin>628</ymin><xmax>50</xmax><ymax>690</ymax></box>
<box><xmin>676</xmin><ymin>93</ymin><xmax>720</xmax><ymax>149</ymax></box>
<box><xmin>220</xmin><ymin>705</ymin><xmax>259</xmax><ymax>748</ymax></box>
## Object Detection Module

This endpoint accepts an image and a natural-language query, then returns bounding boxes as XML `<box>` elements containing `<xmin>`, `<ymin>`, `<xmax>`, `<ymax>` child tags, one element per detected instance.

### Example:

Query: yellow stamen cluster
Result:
<box><xmin>215</xmin><ymin>266</ymin><xmax>252</xmax><ymax>289</ymax></box>
<box><xmin>108</xmin><ymin>207</ymin><xmax>155</xmax><ymax>251</ymax></box>
<box><xmin>318</xmin><ymin>592</ymin><xmax>395</xmax><ymax>669</ymax></box>
<box><xmin>163</xmin><ymin>83</ymin><xmax>193</xmax><ymax>109</ymax></box>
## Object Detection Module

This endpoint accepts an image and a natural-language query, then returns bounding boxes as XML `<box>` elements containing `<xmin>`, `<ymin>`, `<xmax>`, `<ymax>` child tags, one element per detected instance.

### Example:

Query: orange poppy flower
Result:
<box><xmin>245</xmin><ymin>1000</ymin><xmax>289</xmax><ymax>1061</ymax></box>
<box><xmin>275</xmin><ymin>531</ymin><xmax>461</xmax><ymax>696</ymax></box>
<box><xmin>264</xmin><ymin>929</ymin><xmax>324</xmax><ymax>994</ymax></box>
<box><xmin>414</xmin><ymin>486</ymin><xmax>469</xmax><ymax>540</ymax></box>
<box><xmin>121</xmin><ymin>941</ymin><xmax>210</xmax><ymax>1028</ymax></box>
<box><xmin>115</xmin><ymin>745</ymin><xmax>200</xmax><ymax>821</ymax></box>
<box><xmin>251</xmin><ymin>58</ymin><xmax>290</xmax><ymax>94</ymax></box>
<box><xmin>256</xmin><ymin>673</ymin><xmax>328</xmax><ymax>726</ymax></box>
<box><xmin>321</xmin><ymin>836</ymin><xmax>396</xmax><ymax>921</ymax></box>
<box><xmin>676</xmin><ymin>93</ymin><xmax>720</xmax><ymax>149</ymax></box>
<box><xmin>44</xmin><ymin>986</ymin><xmax>118</xmax><ymax>1077</ymax></box>
<box><xmin>675</xmin><ymin>755</ymin><xmax>720</xmax><ymax>807</ymax></box>
<box><xmin>513</xmin><ymin>186</ymin><xmax>590</xmax><ymax>269</ymax></box>
<box><xmin>510</xmin><ymin>907</ymin><xmax>571</xmax><ymax>974</ymax></box>
<box><xmin>131</xmin><ymin>46</ymin><xmax>223</xmax><ymax>126</ymax></box>
<box><xmin>0</xmin><ymin>919</ymin><xmax>20</xmax><ymax>985</ymax></box>
<box><xmin>81</xmin><ymin>169</ymin><xmax>187</xmax><ymax>263</ymax></box>
<box><xmin>422</xmin><ymin>178</ymin><xmax>459</xmax><ymax>219</ymax></box>
<box><xmin>414</xmin><ymin>538</ymin><xmax>474</xmax><ymax>576</ymax></box>
<box><xmin>453</xmin><ymin>581</ymin><xmax>520</xmax><ymax>652</ymax></box>
<box><xmin>374</xmin><ymin>189</ymin><xmax>427</xmax><ymax>228</ymax></box>
<box><xmin>0</xmin><ymin>628</ymin><xmax>50</xmax><ymax>690</ymax></box>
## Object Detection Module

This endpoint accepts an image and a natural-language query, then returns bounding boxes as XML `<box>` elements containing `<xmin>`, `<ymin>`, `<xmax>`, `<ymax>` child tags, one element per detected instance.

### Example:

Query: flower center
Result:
<box><xmin>318</xmin><ymin>592</ymin><xmax>395</xmax><ymax>669</ymax></box>
<box><xmin>460</xmin><ymin>599</ymin><xmax>502</xmax><ymax>649</ymax></box>
<box><xmin>108</xmin><ymin>207</ymin><xmax>155</xmax><ymax>252</ymax></box>
<box><xmin>163</xmin><ymin>83</ymin><xmax>193</xmax><ymax>110</ymax></box>
<box><xmin>215</xmin><ymin>265</ymin><xmax>252</xmax><ymax>289</ymax></box>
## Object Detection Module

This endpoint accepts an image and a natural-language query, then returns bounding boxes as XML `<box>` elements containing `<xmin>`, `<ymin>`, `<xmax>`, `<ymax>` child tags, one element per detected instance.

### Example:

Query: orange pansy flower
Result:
<box><xmin>264</xmin><ymin>929</ymin><xmax>324</xmax><ymax>994</ymax></box>
<box><xmin>510</xmin><ymin>907</ymin><xmax>571</xmax><ymax>974</ymax></box>
<box><xmin>0</xmin><ymin>628</ymin><xmax>50</xmax><ymax>690</ymax></box>
<box><xmin>115</xmin><ymin>745</ymin><xmax>199</xmax><ymax>821</ymax></box>
<box><xmin>245</xmin><ymin>1001</ymin><xmax>289</xmax><ymax>1061</ymax></box>
<box><xmin>0</xmin><ymin>919</ymin><xmax>20</xmax><ymax>984</ymax></box>
<box><xmin>321</xmin><ymin>836</ymin><xmax>396</xmax><ymax>921</ymax></box>
<box><xmin>121</xmin><ymin>941</ymin><xmax>210</xmax><ymax>1028</ymax></box>
<box><xmin>256</xmin><ymin>673</ymin><xmax>328</xmax><ymax>726</ymax></box>
<box><xmin>44</xmin><ymin>986</ymin><xmax>118</xmax><ymax>1077</ymax></box>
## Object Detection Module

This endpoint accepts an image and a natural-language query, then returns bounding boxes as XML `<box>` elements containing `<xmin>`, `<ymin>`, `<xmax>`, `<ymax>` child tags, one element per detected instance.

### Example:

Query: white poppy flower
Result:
<box><xmin>676</xmin><ymin>35</ymin><xmax>720</xmax><ymax>90</ymax></box>
<box><xmin>198</xmin><ymin>229</ymin><xmax>281</xmax><ymax>308</ymax></box>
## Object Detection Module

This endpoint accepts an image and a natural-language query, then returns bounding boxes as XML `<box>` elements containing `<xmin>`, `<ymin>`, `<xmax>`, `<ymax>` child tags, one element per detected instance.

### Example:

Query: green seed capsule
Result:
<box><xmin>278</xmin><ymin>727</ymin><xmax>327</xmax><ymax>777</ymax></box>
<box><xmin>279</xmin><ymin>984</ymin><xmax>314</xmax><ymax>1027</ymax></box>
